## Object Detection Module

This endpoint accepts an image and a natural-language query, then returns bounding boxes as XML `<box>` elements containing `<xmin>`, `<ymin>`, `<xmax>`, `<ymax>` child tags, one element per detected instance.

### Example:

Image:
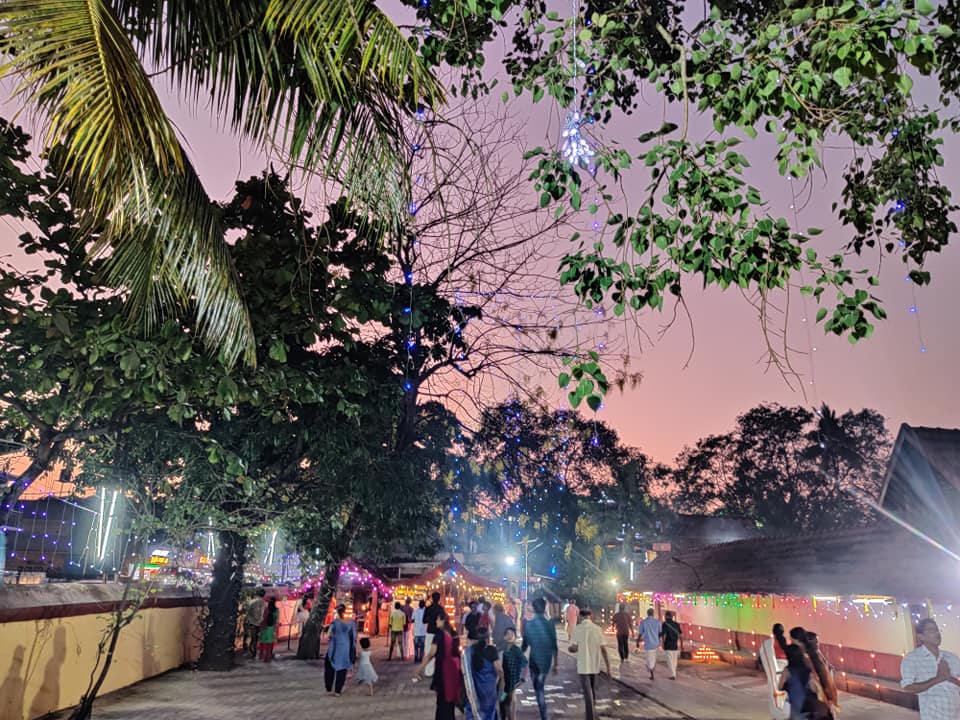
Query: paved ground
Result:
<box><xmin>578</xmin><ymin>633</ymin><xmax>918</xmax><ymax>720</ymax></box>
<box><xmin>49</xmin><ymin>633</ymin><xmax>919</xmax><ymax>720</ymax></box>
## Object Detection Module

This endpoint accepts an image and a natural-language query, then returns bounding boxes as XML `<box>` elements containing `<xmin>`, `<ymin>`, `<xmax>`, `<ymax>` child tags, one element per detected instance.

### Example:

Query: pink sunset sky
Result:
<box><xmin>1</xmin><ymin>33</ymin><xmax>958</xmax><ymax>465</ymax></box>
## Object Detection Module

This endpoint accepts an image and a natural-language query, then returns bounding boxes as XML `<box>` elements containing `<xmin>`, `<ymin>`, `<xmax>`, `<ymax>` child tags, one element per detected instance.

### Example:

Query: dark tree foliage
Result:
<box><xmin>668</xmin><ymin>403</ymin><xmax>891</xmax><ymax>532</ymax></box>
<box><xmin>460</xmin><ymin>399</ymin><xmax>667</xmax><ymax>597</ymax></box>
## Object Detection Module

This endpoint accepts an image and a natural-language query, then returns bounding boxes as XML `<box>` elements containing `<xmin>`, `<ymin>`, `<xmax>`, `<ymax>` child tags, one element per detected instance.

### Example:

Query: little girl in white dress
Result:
<box><xmin>355</xmin><ymin>637</ymin><xmax>378</xmax><ymax>695</ymax></box>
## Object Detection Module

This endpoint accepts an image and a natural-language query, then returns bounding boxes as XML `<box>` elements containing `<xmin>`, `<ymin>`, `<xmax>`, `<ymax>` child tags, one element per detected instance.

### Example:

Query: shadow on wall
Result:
<box><xmin>29</xmin><ymin>625</ymin><xmax>66</xmax><ymax>720</ymax></box>
<box><xmin>143</xmin><ymin>616</ymin><xmax>159</xmax><ymax>679</ymax></box>
<box><xmin>1</xmin><ymin>644</ymin><xmax>27</xmax><ymax>720</ymax></box>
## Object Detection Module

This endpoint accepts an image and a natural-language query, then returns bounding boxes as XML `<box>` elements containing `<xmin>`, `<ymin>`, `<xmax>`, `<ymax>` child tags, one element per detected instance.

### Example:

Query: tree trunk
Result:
<box><xmin>197</xmin><ymin>530</ymin><xmax>247</xmax><ymax>671</ymax></box>
<box><xmin>296</xmin><ymin>559</ymin><xmax>342</xmax><ymax>659</ymax></box>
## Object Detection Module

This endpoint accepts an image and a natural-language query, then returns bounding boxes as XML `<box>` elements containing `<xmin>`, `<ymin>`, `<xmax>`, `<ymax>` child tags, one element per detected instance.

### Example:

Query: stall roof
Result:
<box><xmin>629</xmin><ymin>521</ymin><xmax>960</xmax><ymax>604</ymax></box>
<box><xmin>402</xmin><ymin>555</ymin><xmax>503</xmax><ymax>590</ymax></box>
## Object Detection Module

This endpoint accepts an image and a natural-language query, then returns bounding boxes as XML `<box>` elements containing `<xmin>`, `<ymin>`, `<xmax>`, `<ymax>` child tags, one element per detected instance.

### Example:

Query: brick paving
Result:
<box><xmin>48</xmin><ymin>632</ymin><xmax>919</xmax><ymax>720</ymax></box>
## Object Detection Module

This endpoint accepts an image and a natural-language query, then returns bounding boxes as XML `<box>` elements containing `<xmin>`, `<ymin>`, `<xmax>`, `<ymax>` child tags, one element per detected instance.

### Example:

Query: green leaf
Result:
<box><xmin>52</xmin><ymin>312</ymin><xmax>72</xmax><ymax>337</ymax></box>
<box><xmin>586</xmin><ymin>394</ymin><xmax>602</xmax><ymax>412</ymax></box>
<box><xmin>816</xmin><ymin>308</ymin><xmax>828</xmax><ymax>322</ymax></box>
<box><xmin>832</xmin><ymin>67</ymin><xmax>852</xmax><ymax>89</ymax></box>
<box><xmin>897</xmin><ymin>73</ymin><xmax>914</xmax><ymax>95</ymax></box>
<box><xmin>268</xmin><ymin>341</ymin><xmax>288</xmax><ymax>363</ymax></box>
<box><xmin>558</xmin><ymin>372</ymin><xmax>570</xmax><ymax>388</ymax></box>
<box><xmin>916</xmin><ymin>0</ymin><xmax>935</xmax><ymax>16</ymax></box>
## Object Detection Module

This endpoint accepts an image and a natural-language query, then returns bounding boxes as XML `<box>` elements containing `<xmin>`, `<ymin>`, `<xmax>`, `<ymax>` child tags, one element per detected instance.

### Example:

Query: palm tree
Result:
<box><xmin>807</xmin><ymin>403</ymin><xmax>860</xmax><ymax>481</ymax></box>
<box><xmin>0</xmin><ymin>0</ymin><xmax>443</xmax><ymax>364</ymax></box>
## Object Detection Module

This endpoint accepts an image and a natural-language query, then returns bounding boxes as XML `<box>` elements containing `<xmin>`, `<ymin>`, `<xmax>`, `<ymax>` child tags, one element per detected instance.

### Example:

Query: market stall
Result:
<box><xmin>392</xmin><ymin>555</ymin><xmax>505</xmax><ymax>631</ymax></box>
<box><xmin>300</xmin><ymin>559</ymin><xmax>393</xmax><ymax>636</ymax></box>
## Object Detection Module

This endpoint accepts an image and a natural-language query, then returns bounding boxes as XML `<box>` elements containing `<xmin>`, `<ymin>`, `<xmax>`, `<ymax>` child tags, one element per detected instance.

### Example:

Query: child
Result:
<box><xmin>258</xmin><ymin>598</ymin><xmax>279</xmax><ymax>662</ymax></box>
<box><xmin>499</xmin><ymin>627</ymin><xmax>527</xmax><ymax>720</ymax></box>
<box><xmin>355</xmin><ymin>637</ymin><xmax>379</xmax><ymax>695</ymax></box>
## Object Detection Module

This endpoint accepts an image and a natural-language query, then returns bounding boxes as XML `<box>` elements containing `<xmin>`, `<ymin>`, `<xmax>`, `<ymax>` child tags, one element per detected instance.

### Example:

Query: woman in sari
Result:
<box><xmin>325</xmin><ymin>604</ymin><xmax>357</xmax><ymax>696</ymax></box>
<box><xmin>415</xmin><ymin>611</ymin><xmax>462</xmax><ymax>720</ymax></box>
<box><xmin>462</xmin><ymin>628</ymin><xmax>503</xmax><ymax>720</ymax></box>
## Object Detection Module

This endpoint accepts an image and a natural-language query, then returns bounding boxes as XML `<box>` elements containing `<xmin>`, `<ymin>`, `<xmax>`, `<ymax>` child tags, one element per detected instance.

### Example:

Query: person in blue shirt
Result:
<box><xmin>521</xmin><ymin>597</ymin><xmax>558</xmax><ymax>720</ymax></box>
<box><xmin>637</xmin><ymin>608</ymin><xmax>662</xmax><ymax>680</ymax></box>
<box><xmin>325</xmin><ymin>604</ymin><xmax>357</xmax><ymax>695</ymax></box>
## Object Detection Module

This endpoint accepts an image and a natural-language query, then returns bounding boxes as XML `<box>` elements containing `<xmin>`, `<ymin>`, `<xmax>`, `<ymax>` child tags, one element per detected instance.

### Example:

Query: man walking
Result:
<box><xmin>402</xmin><ymin>597</ymin><xmax>415</xmax><ymax>660</ymax></box>
<box><xmin>522</xmin><ymin>597</ymin><xmax>559</xmax><ymax>720</ymax></box>
<box><xmin>638</xmin><ymin>608</ymin><xmax>662</xmax><ymax>680</ymax></box>
<box><xmin>901</xmin><ymin>618</ymin><xmax>960</xmax><ymax>719</ymax></box>
<box><xmin>569</xmin><ymin>608</ymin><xmax>612</xmax><ymax>720</ymax></box>
<box><xmin>565</xmin><ymin>598</ymin><xmax>580</xmax><ymax>638</ymax></box>
<box><xmin>388</xmin><ymin>601</ymin><xmax>406</xmax><ymax>660</ymax></box>
<box><xmin>660</xmin><ymin>611</ymin><xmax>682</xmax><ymax>679</ymax></box>
<box><xmin>611</xmin><ymin>603</ymin><xmax>632</xmax><ymax>663</ymax></box>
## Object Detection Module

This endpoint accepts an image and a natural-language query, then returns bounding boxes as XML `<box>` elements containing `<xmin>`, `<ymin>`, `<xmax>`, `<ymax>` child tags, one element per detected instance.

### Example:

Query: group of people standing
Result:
<box><xmin>388</xmin><ymin>597</ymin><xmax>430</xmax><ymax>661</ymax></box>
<box><xmin>241</xmin><ymin>588</ymin><xmax>281</xmax><ymax>662</ymax></box>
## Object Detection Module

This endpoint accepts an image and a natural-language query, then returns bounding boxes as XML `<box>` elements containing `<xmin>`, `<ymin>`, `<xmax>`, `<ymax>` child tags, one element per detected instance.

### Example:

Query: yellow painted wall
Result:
<box><xmin>0</xmin><ymin>604</ymin><xmax>201</xmax><ymax>720</ymax></box>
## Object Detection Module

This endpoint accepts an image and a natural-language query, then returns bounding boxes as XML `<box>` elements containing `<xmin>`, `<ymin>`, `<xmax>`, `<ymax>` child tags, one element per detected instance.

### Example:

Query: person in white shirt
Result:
<box><xmin>637</xmin><ymin>608</ymin><xmax>662</xmax><ymax>680</ymax></box>
<box><xmin>568</xmin><ymin>609</ymin><xmax>611</xmax><ymax>720</ymax></box>
<box><xmin>901</xmin><ymin>618</ymin><xmax>960</xmax><ymax>720</ymax></box>
<box><xmin>413</xmin><ymin>599</ymin><xmax>428</xmax><ymax>662</ymax></box>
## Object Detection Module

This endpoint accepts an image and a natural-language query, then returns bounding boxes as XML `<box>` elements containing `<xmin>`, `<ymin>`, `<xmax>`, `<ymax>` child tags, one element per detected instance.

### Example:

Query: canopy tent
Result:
<box><xmin>393</xmin><ymin>555</ymin><xmax>506</xmax><ymax>610</ymax></box>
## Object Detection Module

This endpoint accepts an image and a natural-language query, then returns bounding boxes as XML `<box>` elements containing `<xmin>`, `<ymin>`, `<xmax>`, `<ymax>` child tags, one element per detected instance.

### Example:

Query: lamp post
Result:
<box><xmin>518</xmin><ymin>537</ymin><xmax>543</xmax><ymax>604</ymax></box>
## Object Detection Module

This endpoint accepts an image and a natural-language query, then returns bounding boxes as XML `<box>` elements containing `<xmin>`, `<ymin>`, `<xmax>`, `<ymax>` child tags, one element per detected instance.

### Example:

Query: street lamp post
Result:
<box><xmin>518</xmin><ymin>537</ymin><xmax>543</xmax><ymax>605</ymax></box>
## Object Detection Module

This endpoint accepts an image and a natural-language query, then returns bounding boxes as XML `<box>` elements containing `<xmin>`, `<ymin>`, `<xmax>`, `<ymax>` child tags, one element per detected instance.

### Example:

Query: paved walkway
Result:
<box><xmin>46</xmin><ymin>633</ymin><xmax>920</xmax><ymax>720</ymax></box>
<box><xmin>571</xmin><ymin>632</ymin><xmax>918</xmax><ymax>720</ymax></box>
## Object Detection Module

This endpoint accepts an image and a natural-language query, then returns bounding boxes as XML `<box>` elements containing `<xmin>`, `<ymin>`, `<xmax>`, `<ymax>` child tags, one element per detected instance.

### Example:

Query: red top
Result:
<box><xmin>612</xmin><ymin>611</ymin><xmax>632</xmax><ymax>634</ymax></box>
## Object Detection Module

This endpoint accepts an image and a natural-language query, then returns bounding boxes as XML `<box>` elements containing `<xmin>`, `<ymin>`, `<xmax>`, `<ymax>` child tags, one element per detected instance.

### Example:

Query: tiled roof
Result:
<box><xmin>629</xmin><ymin>521</ymin><xmax>960</xmax><ymax>603</ymax></box>
<box><xmin>881</xmin><ymin>424</ymin><xmax>960</xmax><ymax>501</ymax></box>
<box><xmin>879</xmin><ymin>424</ymin><xmax>960</xmax><ymax>551</ymax></box>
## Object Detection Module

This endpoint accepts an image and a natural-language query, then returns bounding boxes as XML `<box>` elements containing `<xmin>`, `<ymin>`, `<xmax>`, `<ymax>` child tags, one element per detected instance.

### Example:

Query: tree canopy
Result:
<box><xmin>666</xmin><ymin>402</ymin><xmax>891</xmax><ymax>532</ymax></box>
<box><xmin>401</xmin><ymin>0</ymin><xmax>959</xmax><ymax>406</ymax></box>
<box><xmin>0</xmin><ymin>0</ymin><xmax>444</xmax><ymax>362</ymax></box>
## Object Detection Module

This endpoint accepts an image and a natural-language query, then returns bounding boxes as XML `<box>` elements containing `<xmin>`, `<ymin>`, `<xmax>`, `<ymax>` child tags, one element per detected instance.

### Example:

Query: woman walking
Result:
<box><xmin>415</xmin><ymin>611</ymin><xmax>462</xmax><ymax>720</ymax></box>
<box><xmin>463</xmin><ymin>628</ymin><xmax>503</xmax><ymax>720</ymax></box>
<box><xmin>325</xmin><ymin>604</ymin><xmax>357</xmax><ymax>696</ymax></box>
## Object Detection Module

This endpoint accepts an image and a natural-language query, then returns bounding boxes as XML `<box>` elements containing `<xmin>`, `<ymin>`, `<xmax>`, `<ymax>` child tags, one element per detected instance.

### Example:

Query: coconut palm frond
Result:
<box><xmin>95</xmin><ymin>159</ymin><xmax>255</xmax><ymax>366</ymax></box>
<box><xmin>0</xmin><ymin>0</ymin><xmax>255</xmax><ymax>364</ymax></box>
<box><xmin>116</xmin><ymin>0</ymin><xmax>438</xmax><ymax>214</ymax></box>
<box><xmin>0</xmin><ymin>0</ymin><xmax>183</xmax><ymax>202</ymax></box>
<box><xmin>264</xmin><ymin>0</ymin><xmax>444</xmax><ymax>106</ymax></box>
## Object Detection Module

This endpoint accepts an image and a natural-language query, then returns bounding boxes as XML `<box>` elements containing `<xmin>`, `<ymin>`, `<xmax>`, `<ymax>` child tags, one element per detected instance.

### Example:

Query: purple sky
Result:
<box><xmin>2</xmin><ymin>47</ymin><xmax>958</xmax><ymax>465</ymax></box>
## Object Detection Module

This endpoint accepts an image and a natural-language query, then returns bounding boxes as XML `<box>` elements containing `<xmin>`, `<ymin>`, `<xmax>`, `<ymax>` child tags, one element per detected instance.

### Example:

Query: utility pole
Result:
<box><xmin>521</xmin><ymin>536</ymin><xmax>529</xmax><ymax>604</ymax></box>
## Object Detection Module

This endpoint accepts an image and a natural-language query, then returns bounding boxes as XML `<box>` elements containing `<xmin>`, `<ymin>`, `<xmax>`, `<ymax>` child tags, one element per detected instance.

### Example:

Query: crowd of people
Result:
<box><xmin>237</xmin><ymin>586</ymin><xmax>960</xmax><ymax>720</ymax></box>
<box><xmin>413</xmin><ymin>593</ymin><xmax>552</xmax><ymax>720</ymax></box>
